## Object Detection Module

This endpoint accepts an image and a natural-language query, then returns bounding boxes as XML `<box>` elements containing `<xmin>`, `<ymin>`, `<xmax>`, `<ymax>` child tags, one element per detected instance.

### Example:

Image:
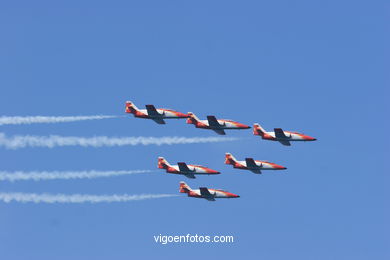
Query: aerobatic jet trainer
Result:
<box><xmin>225</xmin><ymin>153</ymin><xmax>287</xmax><ymax>174</ymax></box>
<box><xmin>158</xmin><ymin>157</ymin><xmax>220</xmax><ymax>179</ymax></box>
<box><xmin>253</xmin><ymin>123</ymin><xmax>317</xmax><ymax>146</ymax></box>
<box><xmin>179</xmin><ymin>181</ymin><xmax>240</xmax><ymax>201</ymax></box>
<box><xmin>186</xmin><ymin>112</ymin><xmax>250</xmax><ymax>135</ymax></box>
<box><xmin>125</xmin><ymin>101</ymin><xmax>188</xmax><ymax>124</ymax></box>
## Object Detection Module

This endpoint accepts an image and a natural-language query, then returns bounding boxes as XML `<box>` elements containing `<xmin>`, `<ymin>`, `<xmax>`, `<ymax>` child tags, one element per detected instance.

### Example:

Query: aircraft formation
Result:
<box><xmin>126</xmin><ymin>101</ymin><xmax>317</xmax><ymax>201</ymax></box>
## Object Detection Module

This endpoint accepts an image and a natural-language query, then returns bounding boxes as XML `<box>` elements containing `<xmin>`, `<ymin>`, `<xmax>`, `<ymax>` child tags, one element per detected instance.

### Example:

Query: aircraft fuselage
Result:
<box><xmin>187</xmin><ymin>189</ymin><xmax>240</xmax><ymax>199</ymax></box>
<box><xmin>133</xmin><ymin>109</ymin><xmax>187</xmax><ymax>119</ymax></box>
<box><xmin>195</xmin><ymin>119</ymin><xmax>250</xmax><ymax>130</ymax></box>
<box><xmin>262</xmin><ymin>131</ymin><xmax>316</xmax><ymax>142</ymax></box>
<box><xmin>166</xmin><ymin>165</ymin><xmax>220</xmax><ymax>175</ymax></box>
<box><xmin>233</xmin><ymin>160</ymin><xmax>286</xmax><ymax>170</ymax></box>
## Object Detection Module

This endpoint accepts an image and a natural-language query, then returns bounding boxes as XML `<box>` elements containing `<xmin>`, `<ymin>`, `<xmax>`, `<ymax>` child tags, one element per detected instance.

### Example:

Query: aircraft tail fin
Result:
<box><xmin>179</xmin><ymin>181</ymin><xmax>192</xmax><ymax>193</ymax></box>
<box><xmin>125</xmin><ymin>101</ymin><xmax>139</xmax><ymax>114</ymax></box>
<box><xmin>253</xmin><ymin>123</ymin><xmax>267</xmax><ymax>137</ymax></box>
<box><xmin>186</xmin><ymin>112</ymin><xmax>200</xmax><ymax>125</ymax></box>
<box><xmin>225</xmin><ymin>153</ymin><xmax>238</xmax><ymax>165</ymax></box>
<box><xmin>158</xmin><ymin>157</ymin><xmax>171</xmax><ymax>169</ymax></box>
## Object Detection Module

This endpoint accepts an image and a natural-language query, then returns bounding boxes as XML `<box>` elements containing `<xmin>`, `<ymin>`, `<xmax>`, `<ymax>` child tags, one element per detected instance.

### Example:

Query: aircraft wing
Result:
<box><xmin>145</xmin><ymin>105</ymin><xmax>161</xmax><ymax>117</ymax></box>
<box><xmin>274</xmin><ymin>128</ymin><xmax>287</xmax><ymax>139</ymax></box>
<box><xmin>212</xmin><ymin>129</ymin><xmax>226</xmax><ymax>135</ymax></box>
<box><xmin>199</xmin><ymin>187</ymin><xmax>214</xmax><ymax>198</ymax></box>
<box><xmin>278</xmin><ymin>140</ymin><xmax>291</xmax><ymax>146</ymax></box>
<box><xmin>151</xmin><ymin>118</ymin><xmax>166</xmax><ymax>124</ymax></box>
<box><xmin>207</xmin><ymin>116</ymin><xmax>222</xmax><ymax>128</ymax></box>
<box><xmin>207</xmin><ymin>116</ymin><xmax>226</xmax><ymax>135</ymax></box>
<box><xmin>178</xmin><ymin>162</ymin><xmax>192</xmax><ymax>173</ymax></box>
<box><xmin>184</xmin><ymin>173</ymin><xmax>196</xmax><ymax>179</ymax></box>
<box><xmin>245</xmin><ymin>158</ymin><xmax>262</xmax><ymax>173</ymax></box>
<box><xmin>245</xmin><ymin>158</ymin><xmax>259</xmax><ymax>169</ymax></box>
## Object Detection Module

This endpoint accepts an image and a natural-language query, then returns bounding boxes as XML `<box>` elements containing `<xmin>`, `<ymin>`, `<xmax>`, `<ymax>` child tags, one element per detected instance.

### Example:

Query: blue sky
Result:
<box><xmin>0</xmin><ymin>0</ymin><xmax>388</xmax><ymax>259</ymax></box>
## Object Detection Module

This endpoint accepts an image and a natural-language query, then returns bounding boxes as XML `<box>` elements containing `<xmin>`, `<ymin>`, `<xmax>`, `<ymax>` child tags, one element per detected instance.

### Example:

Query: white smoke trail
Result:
<box><xmin>0</xmin><ymin>115</ymin><xmax>120</xmax><ymax>126</ymax></box>
<box><xmin>0</xmin><ymin>133</ymin><xmax>239</xmax><ymax>149</ymax></box>
<box><xmin>0</xmin><ymin>170</ymin><xmax>151</xmax><ymax>182</ymax></box>
<box><xmin>0</xmin><ymin>193</ymin><xmax>178</xmax><ymax>203</ymax></box>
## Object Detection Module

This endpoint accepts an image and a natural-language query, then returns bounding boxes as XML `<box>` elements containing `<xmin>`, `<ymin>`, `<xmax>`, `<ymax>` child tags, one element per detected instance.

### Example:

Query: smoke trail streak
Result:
<box><xmin>0</xmin><ymin>193</ymin><xmax>178</xmax><ymax>203</ymax></box>
<box><xmin>0</xmin><ymin>170</ymin><xmax>151</xmax><ymax>182</ymax></box>
<box><xmin>0</xmin><ymin>115</ymin><xmax>120</xmax><ymax>126</ymax></box>
<box><xmin>0</xmin><ymin>133</ymin><xmax>239</xmax><ymax>149</ymax></box>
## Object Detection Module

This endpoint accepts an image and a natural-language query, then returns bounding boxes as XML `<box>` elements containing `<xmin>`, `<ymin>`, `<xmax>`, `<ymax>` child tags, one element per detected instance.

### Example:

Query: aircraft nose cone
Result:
<box><xmin>312</xmin><ymin>138</ymin><xmax>317</xmax><ymax>141</ymax></box>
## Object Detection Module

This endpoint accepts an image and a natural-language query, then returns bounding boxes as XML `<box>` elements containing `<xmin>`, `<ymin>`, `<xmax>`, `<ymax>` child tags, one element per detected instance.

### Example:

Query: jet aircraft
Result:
<box><xmin>158</xmin><ymin>157</ymin><xmax>220</xmax><ymax>179</ymax></box>
<box><xmin>179</xmin><ymin>181</ymin><xmax>240</xmax><ymax>201</ymax></box>
<box><xmin>225</xmin><ymin>153</ymin><xmax>286</xmax><ymax>174</ymax></box>
<box><xmin>125</xmin><ymin>101</ymin><xmax>188</xmax><ymax>124</ymax></box>
<box><xmin>186</xmin><ymin>112</ymin><xmax>250</xmax><ymax>135</ymax></box>
<box><xmin>253</xmin><ymin>123</ymin><xmax>317</xmax><ymax>146</ymax></box>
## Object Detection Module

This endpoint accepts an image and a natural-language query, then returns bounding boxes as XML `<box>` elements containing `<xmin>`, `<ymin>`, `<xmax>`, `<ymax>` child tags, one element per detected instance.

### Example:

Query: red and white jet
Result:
<box><xmin>253</xmin><ymin>123</ymin><xmax>317</xmax><ymax>146</ymax></box>
<box><xmin>125</xmin><ymin>101</ymin><xmax>188</xmax><ymax>124</ymax></box>
<box><xmin>158</xmin><ymin>157</ymin><xmax>220</xmax><ymax>179</ymax></box>
<box><xmin>179</xmin><ymin>181</ymin><xmax>240</xmax><ymax>201</ymax></box>
<box><xmin>225</xmin><ymin>153</ymin><xmax>287</xmax><ymax>174</ymax></box>
<box><xmin>186</xmin><ymin>112</ymin><xmax>250</xmax><ymax>135</ymax></box>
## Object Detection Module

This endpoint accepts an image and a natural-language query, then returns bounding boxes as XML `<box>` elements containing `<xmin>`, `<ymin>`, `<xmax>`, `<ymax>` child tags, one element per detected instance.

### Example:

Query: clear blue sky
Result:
<box><xmin>0</xmin><ymin>1</ymin><xmax>388</xmax><ymax>259</ymax></box>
